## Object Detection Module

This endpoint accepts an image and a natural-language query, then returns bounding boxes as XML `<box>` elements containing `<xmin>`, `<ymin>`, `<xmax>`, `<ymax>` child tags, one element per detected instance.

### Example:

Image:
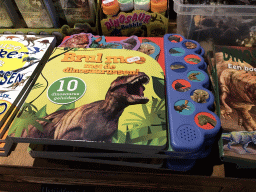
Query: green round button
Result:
<box><xmin>47</xmin><ymin>77</ymin><xmax>86</xmax><ymax>105</ymax></box>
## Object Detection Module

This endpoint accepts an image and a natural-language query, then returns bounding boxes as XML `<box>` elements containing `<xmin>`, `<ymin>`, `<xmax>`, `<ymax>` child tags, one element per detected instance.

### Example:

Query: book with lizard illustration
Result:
<box><xmin>8</xmin><ymin>47</ymin><xmax>170</xmax><ymax>154</ymax></box>
<box><xmin>207</xmin><ymin>45</ymin><xmax>256</xmax><ymax>166</ymax></box>
<box><xmin>0</xmin><ymin>34</ymin><xmax>56</xmax><ymax>156</ymax></box>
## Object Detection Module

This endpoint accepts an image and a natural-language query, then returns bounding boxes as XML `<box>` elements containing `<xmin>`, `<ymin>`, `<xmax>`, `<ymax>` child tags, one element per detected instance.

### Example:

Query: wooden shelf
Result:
<box><xmin>0</xmin><ymin>143</ymin><xmax>253</xmax><ymax>192</ymax></box>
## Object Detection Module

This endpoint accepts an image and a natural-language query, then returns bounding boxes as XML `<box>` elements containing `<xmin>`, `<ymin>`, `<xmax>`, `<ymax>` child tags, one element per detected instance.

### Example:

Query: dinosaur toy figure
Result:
<box><xmin>236</xmin><ymin>31</ymin><xmax>256</xmax><ymax>48</ymax></box>
<box><xmin>198</xmin><ymin>115</ymin><xmax>217</xmax><ymax>127</ymax></box>
<box><xmin>191</xmin><ymin>89</ymin><xmax>209</xmax><ymax>103</ymax></box>
<box><xmin>21</xmin><ymin>72</ymin><xmax>150</xmax><ymax>142</ymax></box>
<box><xmin>222</xmin><ymin>131</ymin><xmax>256</xmax><ymax>153</ymax></box>
<box><xmin>213</xmin><ymin>52</ymin><xmax>256</xmax><ymax>131</ymax></box>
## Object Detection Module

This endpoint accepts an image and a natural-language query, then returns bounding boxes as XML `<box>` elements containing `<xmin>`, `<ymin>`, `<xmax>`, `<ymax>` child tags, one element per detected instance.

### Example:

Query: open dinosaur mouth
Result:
<box><xmin>127</xmin><ymin>75</ymin><xmax>150</xmax><ymax>100</ymax></box>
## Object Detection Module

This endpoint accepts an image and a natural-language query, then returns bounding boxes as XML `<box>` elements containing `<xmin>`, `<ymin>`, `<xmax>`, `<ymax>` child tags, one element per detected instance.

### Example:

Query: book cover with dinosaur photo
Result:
<box><xmin>8</xmin><ymin>47</ymin><xmax>169</xmax><ymax>152</ymax></box>
<box><xmin>0</xmin><ymin>34</ymin><xmax>56</xmax><ymax>156</ymax></box>
<box><xmin>208</xmin><ymin>45</ymin><xmax>256</xmax><ymax>165</ymax></box>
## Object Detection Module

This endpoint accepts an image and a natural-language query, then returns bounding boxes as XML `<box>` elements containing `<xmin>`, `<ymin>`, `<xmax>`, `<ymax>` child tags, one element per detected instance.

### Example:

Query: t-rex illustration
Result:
<box><xmin>191</xmin><ymin>89</ymin><xmax>209</xmax><ymax>103</ymax></box>
<box><xmin>222</xmin><ymin>131</ymin><xmax>256</xmax><ymax>153</ymax></box>
<box><xmin>213</xmin><ymin>52</ymin><xmax>256</xmax><ymax>131</ymax></box>
<box><xmin>21</xmin><ymin>72</ymin><xmax>150</xmax><ymax>142</ymax></box>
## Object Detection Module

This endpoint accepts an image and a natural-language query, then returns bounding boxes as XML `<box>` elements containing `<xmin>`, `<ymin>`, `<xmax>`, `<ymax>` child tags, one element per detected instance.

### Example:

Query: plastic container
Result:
<box><xmin>102</xmin><ymin>0</ymin><xmax>120</xmax><ymax>15</ymax></box>
<box><xmin>151</xmin><ymin>0</ymin><xmax>167</xmax><ymax>14</ymax></box>
<box><xmin>173</xmin><ymin>0</ymin><xmax>256</xmax><ymax>52</ymax></box>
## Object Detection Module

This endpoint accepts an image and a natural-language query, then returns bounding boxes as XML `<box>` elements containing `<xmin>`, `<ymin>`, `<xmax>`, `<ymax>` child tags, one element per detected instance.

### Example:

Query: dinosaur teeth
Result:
<box><xmin>131</xmin><ymin>95</ymin><xmax>148</xmax><ymax>99</ymax></box>
<box><xmin>130</xmin><ymin>75</ymin><xmax>149</xmax><ymax>85</ymax></box>
<box><xmin>130</xmin><ymin>78</ymin><xmax>139</xmax><ymax>84</ymax></box>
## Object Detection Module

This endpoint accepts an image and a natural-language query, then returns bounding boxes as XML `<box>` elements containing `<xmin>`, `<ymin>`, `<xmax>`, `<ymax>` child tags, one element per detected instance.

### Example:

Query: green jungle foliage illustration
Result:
<box><xmin>113</xmin><ymin>73</ymin><xmax>167</xmax><ymax>146</ymax></box>
<box><xmin>114</xmin><ymin>97</ymin><xmax>166</xmax><ymax>146</ymax></box>
<box><xmin>8</xmin><ymin>102</ymin><xmax>75</xmax><ymax>137</ymax></box>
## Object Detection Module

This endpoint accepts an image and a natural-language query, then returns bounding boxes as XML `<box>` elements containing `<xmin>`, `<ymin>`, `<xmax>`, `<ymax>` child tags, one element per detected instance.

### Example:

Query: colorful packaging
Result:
<box><xmin>101</xmin><ymin>10</ymin><xmax>168</xmax><ymax>37</ymax></box>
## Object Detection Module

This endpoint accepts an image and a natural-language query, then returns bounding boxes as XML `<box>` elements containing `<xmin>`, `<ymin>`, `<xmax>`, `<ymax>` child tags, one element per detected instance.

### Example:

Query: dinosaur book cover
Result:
<box><xmin>8</xmin><ymin>47</ymin><xmax>168</xmax><ymax>152</ymax></box>
<box><xmin>208</xmin><ymin>45</ymin><xmax>256</xmax><ymax>165</ymax></box>
<box><xmin>0</xmin><ymin>34</ymin><xmax>56</xmax><ymax>156</ymax></box>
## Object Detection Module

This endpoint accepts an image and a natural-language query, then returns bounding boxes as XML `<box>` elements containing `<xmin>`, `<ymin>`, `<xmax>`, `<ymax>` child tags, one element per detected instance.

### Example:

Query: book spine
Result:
<box><xmin>14</xmin><ymin>0</ymin><xmax>58</xmax><ymax>28</ymax></box>
<box><xmin>43</xmin><ymin>0</ymin><xmax>60</xmax><ymax>28</ymax></box>
<box><xmin>1</xmin><ymin>0</ymin><xmax>25</xmax><ymax>28</ymax></box>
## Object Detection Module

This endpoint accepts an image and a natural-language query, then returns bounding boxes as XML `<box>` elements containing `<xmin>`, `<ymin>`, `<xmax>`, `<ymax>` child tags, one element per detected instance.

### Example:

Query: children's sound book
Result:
<box><xmin>0</xmin><ymin>34</ymin><xmax>56</xmax><ymax>156</ymax></box>
<box><xmin>9</xmin><ymin>34</ymin><xmax>221</xmax><ymax>168</ymax></box>
<box><xmin>5</xmin><ymin>34</ymin><xmax>222</xmax><ymax>172</ymax></box>
<box><xmin>208</xmin><ymin>45</ymin><xmax>256</xmax><ymax>167</ymax></box>
<box><xmin>8</xmin><ymin>47</ymin><xmax>170</xmax><ymax>153</ymax></box>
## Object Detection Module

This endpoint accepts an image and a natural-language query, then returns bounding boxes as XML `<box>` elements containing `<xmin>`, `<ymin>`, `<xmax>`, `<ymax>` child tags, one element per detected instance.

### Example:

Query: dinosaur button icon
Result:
<box><xmin>194</xmin><ymin>112</ymin><xmax>216</xmax><ymax>130</ymax></box>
